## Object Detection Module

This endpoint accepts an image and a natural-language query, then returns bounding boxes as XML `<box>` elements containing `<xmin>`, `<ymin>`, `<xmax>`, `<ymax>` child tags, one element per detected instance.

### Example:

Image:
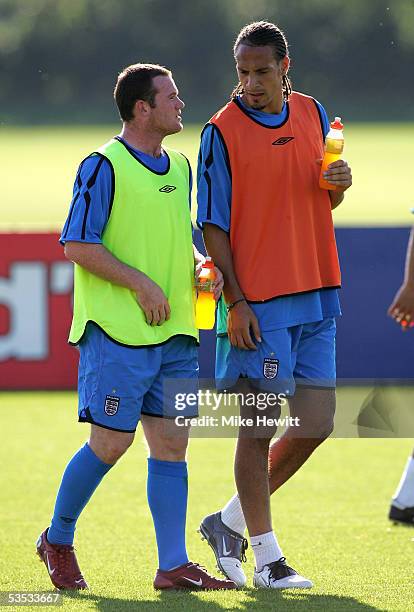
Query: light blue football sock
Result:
<box><xmin>47</xmin><ymin>442</ymin><xmax>112</xmax><ymax>545</ymax></box>
<box><xmin>147</xmin><ymin>458</ymin><xmax>189</xmax><ymax>571</ymax></box>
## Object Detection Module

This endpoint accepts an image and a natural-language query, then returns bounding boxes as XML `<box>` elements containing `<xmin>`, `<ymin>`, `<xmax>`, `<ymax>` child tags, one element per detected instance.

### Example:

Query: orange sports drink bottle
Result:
<box><xmin>195</xmin><ymin>257</ymin><xmax>216</xmax><ymax>329</ymax></box>
<box><xmin>319</xmin><ymin>116</ymin><xmax>344</xmax><ymax>191</ymax></box>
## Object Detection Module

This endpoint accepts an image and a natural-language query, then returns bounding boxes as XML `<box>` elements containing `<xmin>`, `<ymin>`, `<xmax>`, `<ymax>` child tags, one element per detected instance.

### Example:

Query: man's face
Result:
<box><xmin>235</xmin><ymin>44</ymin><xmax>289</xmax><ymax>114</ymax></box>
<box><xmin>149</xmin><ymin>75</ymin><xmax>185</xmax><ymax>136</ymax></box>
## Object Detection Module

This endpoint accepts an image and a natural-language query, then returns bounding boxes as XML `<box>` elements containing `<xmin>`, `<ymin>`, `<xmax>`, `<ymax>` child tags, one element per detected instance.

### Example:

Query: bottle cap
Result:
<box><xmin>331</xmin><ymin>117</ymin><xmax>343</xmax><ymax>130</ymax></box>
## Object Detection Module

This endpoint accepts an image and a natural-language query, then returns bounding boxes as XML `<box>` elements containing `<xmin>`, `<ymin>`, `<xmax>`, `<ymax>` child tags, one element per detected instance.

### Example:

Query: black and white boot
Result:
<box><xmin>253</xmin><ymin>557</ymin><xmax>313</xmax><ymax>589</ymax></box>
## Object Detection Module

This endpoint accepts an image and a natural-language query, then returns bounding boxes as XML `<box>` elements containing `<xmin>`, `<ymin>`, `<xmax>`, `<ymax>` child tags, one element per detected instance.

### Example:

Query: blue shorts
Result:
<box><xmin>216</xmin><ymin>318</ymin><xmax>336</xmax><ymax>395</ymax></box>
<box><xmin>77</xmin><ymin>323</ymin><xmax>199</xmax><ymax>432</ymax></box>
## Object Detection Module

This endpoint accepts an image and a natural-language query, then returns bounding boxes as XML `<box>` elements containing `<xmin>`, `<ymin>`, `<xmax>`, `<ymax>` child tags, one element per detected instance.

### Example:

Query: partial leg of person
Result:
<box><xmin>268</xmin><ymin>385</ymin><xmax>335</xmax><ymax>493</ymax></box>
<box><xmin>37</xmin><ymin>323</ymin><xmax>140</xmax><ymax>590</ymax></box>
<box><xmin>389</xmin><ymin>446</ymin><xmax>414</xmax><ymax>525</ymax></box>
<box><xmin>142</xmin><ymin>414</ymin><xmax>235</xmax><ymax>590</ymax></box>
<box><xmin>37</xmin><ymin>425</ymin><xmax>134</xmax><ymax>590</ymax></box>
<box><xmin>210</xmin><ymin>321</ymin><xmax>336</xmax><ymax>527</ymax></box>
<box><xmin>218</xmin><ymin>387</ymin><xmax>335</xmax><ymax>532</ymax></box>
<box><xmin>142</xmin><ymin>414</ymin><xmax>190</xmax><ymax>572</ymax></box>
<box><xmin>201</xmin><ymin>387</ymin><xmax>335</xmax><ymax>570</ymax></box>
<box><xmin>200</xmin><ymin>321</ymin><xmax>335</xmax><ymax>587</ymax></box>
<box><xmin>142</xmin><ymin>336</ymin><xmax>236</xmax><ymax>590</ymax></box>
<box><xmin>269</xmin><ymin>318</ymin><xmax>336</xmax><ymax>494</ymax></box>
<box><xmin>201</xmin><ymin>378</ymin><xmax>311</xmax><ymax>588</ymax></box>
<box><xmin>234</xmin><ymin>383</ymin><xmax>312</xmax><ymax>589</ymax></box>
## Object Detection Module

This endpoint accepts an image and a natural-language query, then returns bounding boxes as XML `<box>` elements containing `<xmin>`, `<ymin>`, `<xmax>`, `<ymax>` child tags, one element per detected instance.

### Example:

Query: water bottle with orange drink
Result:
<box><xmin>195</xmin><ymin>257</ymin><xmax>216</xmax><ymax>329</ymax></box>
<box><xmin>319</xmin><ymin>117</ymin><xmax>344</xmax><ymax>191</ymax></box>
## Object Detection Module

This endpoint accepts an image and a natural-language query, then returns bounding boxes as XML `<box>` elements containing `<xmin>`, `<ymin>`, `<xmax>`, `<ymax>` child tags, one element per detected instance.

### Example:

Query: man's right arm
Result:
<box><xmin>197</xmin><ymin>125</ymin><xmax>261</xmax><ymax>349</ymax></box>
<box><xmin>202</xmin><ymin>223</ymin><xmax>261</xmax><ymax>349</ymax></box>
<box><xmin>201</xmin><ymin>225</ymin><xmax>242</xmax><ymax>305</ymax></box>
<box><xmin>62</xmin><ymin>155</ymin><xmax>169</xmax><ymax>326</ymax></box>
<box><xmin>64</xmin><ymin>242</ymin><xmax>170</xmax><ymax>326</ymax></box>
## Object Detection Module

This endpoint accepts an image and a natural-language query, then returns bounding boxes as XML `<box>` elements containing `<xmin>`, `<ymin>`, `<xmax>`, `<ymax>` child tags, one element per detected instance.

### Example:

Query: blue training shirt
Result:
<box><xmin>196</xmin><ymin>95</ymin><xmax>341</xmax><ymax>333</ymax></box>
<box><xmin>60</xmin><ymin>136</ymin><xmax>192</xmax><ymax>244</ymax></box>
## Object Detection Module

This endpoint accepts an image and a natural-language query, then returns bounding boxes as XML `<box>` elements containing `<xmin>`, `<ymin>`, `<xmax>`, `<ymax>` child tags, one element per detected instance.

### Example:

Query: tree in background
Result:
<box><xmin>0</xmin><ymin>0</ymin><xmax>413</xmax><ymax>123</ymax></box>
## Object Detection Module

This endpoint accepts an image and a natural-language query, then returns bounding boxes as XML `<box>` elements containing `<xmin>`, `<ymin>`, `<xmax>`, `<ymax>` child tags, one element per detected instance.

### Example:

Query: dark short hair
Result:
<box><xmin>232</xmin><ymin>21</ymin><xmax>292</xmax><ymax>100</ymax></box>
<box><xmin>114</xmin><ymin>63</ymin><xmax>171</xmax><ymax>121</ymax></box>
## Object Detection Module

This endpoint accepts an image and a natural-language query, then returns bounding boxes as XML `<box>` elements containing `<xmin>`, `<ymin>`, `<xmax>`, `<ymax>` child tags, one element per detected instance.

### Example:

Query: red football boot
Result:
<box><xmin>154</xmin><ymin>561</ymin><xmax>237</xmax><ymax>590</ymax></box>
<box><xmin>36</xmin><ymin>529</ymin><xmax>88</xmax><ymax>590</ymax></box>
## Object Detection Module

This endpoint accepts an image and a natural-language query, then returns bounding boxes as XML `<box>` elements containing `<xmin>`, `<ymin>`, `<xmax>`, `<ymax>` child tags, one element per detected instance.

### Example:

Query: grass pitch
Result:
<box><xmin>1</xmin><ymin>123</ymin><xmax>414</xmax><ymax>230</ymax></box>
<box><xmin>1</xmin><ymin>121</ymin><xmax>413</xmax><ymax>610</ymax></box>
<box><xmin>0</xmin><ymin>392</ymin><xmax>413</xmax><ymax>611</ymax></box>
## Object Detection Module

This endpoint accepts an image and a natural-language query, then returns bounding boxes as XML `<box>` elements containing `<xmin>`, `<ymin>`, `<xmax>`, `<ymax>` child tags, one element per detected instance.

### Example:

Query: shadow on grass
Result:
<box><xmin>242</xmin><ymin>590</ymin><xmax>386</xmax><ymax>611</ymax></box>
<box><xmin>63</xmin><ymin>588</ymin><xmax>384</xmax><ymax>611</ymax></box>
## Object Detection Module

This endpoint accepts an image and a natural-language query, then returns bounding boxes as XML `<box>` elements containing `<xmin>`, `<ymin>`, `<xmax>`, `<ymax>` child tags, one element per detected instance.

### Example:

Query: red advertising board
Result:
<box><xmin>0</xmin><ymin>233</ymin><xmax>77</xmax><ymax>389</ymax></box>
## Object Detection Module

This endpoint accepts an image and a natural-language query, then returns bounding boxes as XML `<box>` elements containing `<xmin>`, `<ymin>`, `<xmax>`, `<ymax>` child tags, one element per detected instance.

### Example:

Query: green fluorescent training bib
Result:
<box><xmin>69</xmin><ymin>138</ymin><xmax>197</xmax><ymax>346</ymax></box>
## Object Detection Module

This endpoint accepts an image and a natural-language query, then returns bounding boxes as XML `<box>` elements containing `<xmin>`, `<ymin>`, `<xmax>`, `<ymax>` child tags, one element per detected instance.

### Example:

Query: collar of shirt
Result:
<box><xmin>117</xmin><ymin>136</ymin><xmax>168</xmax><ymax>173</ymax></box>
<box><xmin>237</xmin><ymin>95</ymin><xmax>287</xmax><ymax>127</ymax></box>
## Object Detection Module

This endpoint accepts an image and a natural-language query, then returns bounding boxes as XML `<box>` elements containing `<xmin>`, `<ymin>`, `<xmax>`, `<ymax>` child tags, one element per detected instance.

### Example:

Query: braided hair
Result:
<box><xmin>231</xmin><ymin>21</ymin><xmax>292</xmax><ymax>101</ymax></box>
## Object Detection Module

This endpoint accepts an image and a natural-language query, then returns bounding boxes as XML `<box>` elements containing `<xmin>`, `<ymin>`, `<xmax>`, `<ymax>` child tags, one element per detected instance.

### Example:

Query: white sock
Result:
<box><xmin>221</xmin><ymin>494</ymin><xmax>246</xmax><ymax>536</ymax></box>
<box><xmin>392</xmin><ymin>456</ymin><xmax>414</xmax><ymax>509</ymax></box>
<box><xmin>251</xmin><ymin>531</ymin><xmax>283</xmax><ymax>572</ymax></box>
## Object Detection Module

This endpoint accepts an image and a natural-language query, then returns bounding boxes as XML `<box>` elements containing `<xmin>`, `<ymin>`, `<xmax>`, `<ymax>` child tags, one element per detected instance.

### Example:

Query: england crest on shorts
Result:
<box><xmin>263</xmin><ymin>358</ymin><xmax>279</xmax><ymax>379</ymax></box>
<box><xmin>104</xmin><ymin>395</ymin><xmax>120</xmax><ymax>416</ymax></box>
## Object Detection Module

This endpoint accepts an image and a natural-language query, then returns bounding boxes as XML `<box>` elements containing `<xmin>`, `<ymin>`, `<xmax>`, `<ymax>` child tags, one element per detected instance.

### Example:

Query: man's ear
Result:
<box><xmin>133</xmin><ymin>99</ymin><xmax>151</xmax><ymax>118</ymax></box>
<box><xmin>281</xmin><ymin>56</ymin><xmax>290</xmax><ymax>75</ymax></box>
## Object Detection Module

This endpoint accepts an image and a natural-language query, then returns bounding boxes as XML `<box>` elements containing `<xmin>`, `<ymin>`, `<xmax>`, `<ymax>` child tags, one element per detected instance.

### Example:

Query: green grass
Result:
<box><xmin>0</xmin><ymin>392</ymin><xmax>413</xmax><ymax>611</ymax></box>
<box><xmin>1</xmin><ymin>124</ymin><xmax>413</xmax><ymax>231</ymax></box>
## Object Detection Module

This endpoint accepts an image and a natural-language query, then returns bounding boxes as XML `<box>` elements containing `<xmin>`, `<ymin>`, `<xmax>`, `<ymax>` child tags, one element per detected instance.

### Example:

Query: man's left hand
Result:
<box><xmin>323</xmin><ymin>159</ymin><xmax>352</xmax><ymax>191</ymax></box>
